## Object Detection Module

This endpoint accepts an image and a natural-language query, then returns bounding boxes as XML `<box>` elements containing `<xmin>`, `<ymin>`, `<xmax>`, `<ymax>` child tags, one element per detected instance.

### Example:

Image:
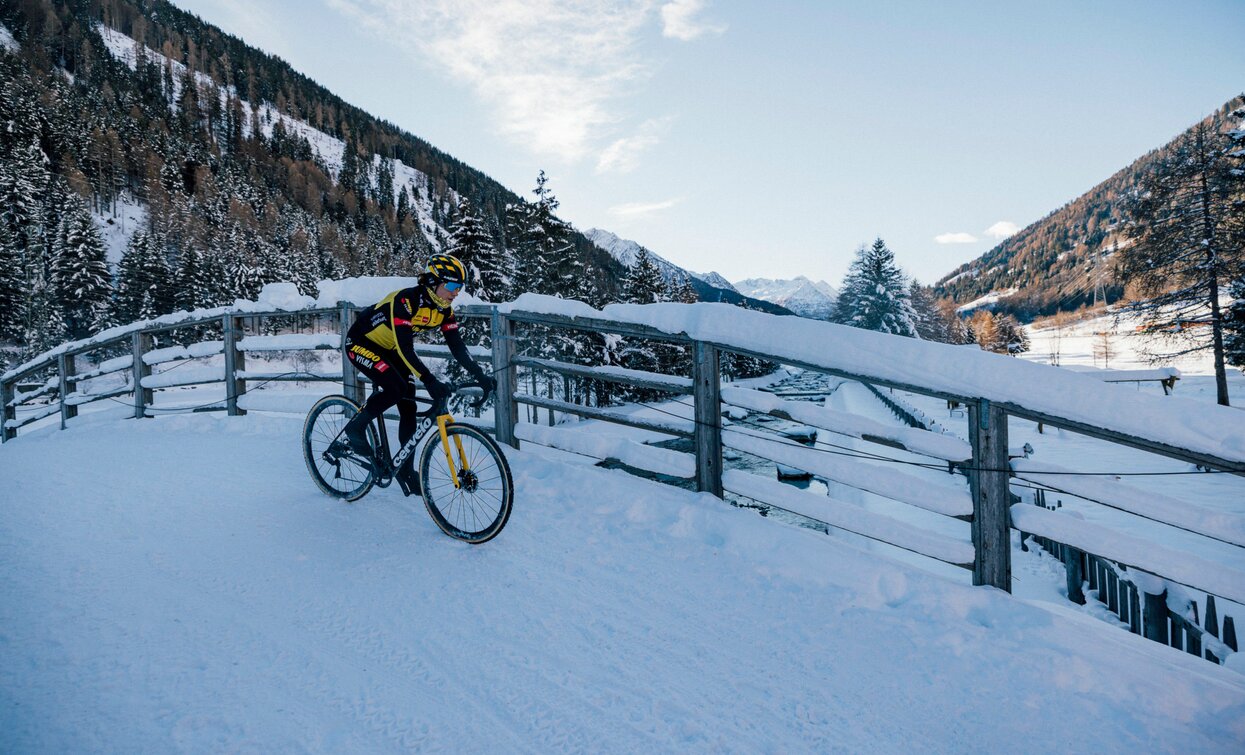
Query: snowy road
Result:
<box><xmin>2</xmin><ymin>411</ymin><xmax>1244</xmax><ymax>752</ymax></box>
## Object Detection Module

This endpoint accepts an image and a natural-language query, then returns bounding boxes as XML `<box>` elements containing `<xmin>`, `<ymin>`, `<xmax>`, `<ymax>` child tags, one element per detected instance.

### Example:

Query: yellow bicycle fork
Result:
<box><xmin>436</xmin><ymin>414</ymin><xmax>469</xmax><ymax>488</ymax></box>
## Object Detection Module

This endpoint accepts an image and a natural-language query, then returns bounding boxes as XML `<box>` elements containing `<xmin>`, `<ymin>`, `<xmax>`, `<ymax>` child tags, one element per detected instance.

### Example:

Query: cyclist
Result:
<box><xmin>340</xmin><ymin>253</ymin><xmax>495</xmax><ymax>493</ymax></box>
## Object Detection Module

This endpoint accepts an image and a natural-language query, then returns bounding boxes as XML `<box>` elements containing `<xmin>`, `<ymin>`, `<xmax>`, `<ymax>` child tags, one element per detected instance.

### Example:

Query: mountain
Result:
<box><xmin>0</xmin><ymin>0</ymin><xmax>631</xmax><ymax>341</ymax></box>
<box><xmin>733</xmin><ymin>277</ymin><xmax>837</xmax><ymax>320</ymax></box>
<box><xmin>583</xmin><ymin>229</ymin><xmax>792</xmax><ymax>316</ymax></box>
<box><xmin>936</xmin><ymin>97</ymin><xmax>1244</xmax><ymax>320</ymax></box>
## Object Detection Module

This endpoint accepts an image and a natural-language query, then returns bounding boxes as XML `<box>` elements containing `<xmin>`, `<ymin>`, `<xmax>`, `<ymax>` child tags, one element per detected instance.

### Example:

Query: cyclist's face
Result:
<box><xmin>435</xmin><ymin>282</ymin><xmax>460</xmax><ymax>301</ymax></box>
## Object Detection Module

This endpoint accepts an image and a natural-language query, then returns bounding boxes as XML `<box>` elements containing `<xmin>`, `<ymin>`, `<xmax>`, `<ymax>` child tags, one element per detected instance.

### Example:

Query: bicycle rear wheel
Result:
<box><xmin>303</xmin><ymin>395</ymin><xmax>378</xmax><ymax>502</ymax></box>
<box><xmin>419</xmin><ymin>424</ymin><xmax>514</xmax><ymax>543</ymax></box>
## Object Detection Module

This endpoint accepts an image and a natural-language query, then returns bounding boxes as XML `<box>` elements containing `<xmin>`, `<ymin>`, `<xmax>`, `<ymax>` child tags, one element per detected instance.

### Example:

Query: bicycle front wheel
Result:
<box><xmin>303</xmin><ymin>395</ymin><xmax>377</xmax><ymax>502</ymax></box>
<box><xmin>419</xmin><ymin>424</ymin><xmax>514</xmax><ymax>543</ymax></box>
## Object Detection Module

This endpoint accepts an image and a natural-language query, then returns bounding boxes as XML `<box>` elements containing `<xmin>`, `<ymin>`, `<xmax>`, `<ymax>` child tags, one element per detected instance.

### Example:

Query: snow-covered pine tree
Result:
<box><xmin>833</xmin><ymin>238</ymin><xmax>918</xmax><ymax>337</ymax></box>
<box><xmin>909</xmin><ymin>281</ymin><xmax>943</xmax><ymax>341</ymax></box>
<box><xmin>20</xmin><ymin>266</ymin><xmax>64</xmax><ymax>359</ymax></box>
<box><xmin>1117</xmin><ymin>115</ymin><xmax>1245</xmax><ymax>405</ymax></box>
<box><xmin>994</xmin><ymin>314</ymin><xmax>1030</xmax><ymax>355</ymax></box>
<box><xmin>51</xmin><ymin>194</ymin><xmax>112</xmax><ymax>339</ymax></box>
<box><xmin>116</xmin><ymin>230</ymin><xmax>174</xmax><ymax>324</ymax></box>
<box><xmin>504</xmin><ymin>199</ymin><xmax>540</xmax><ymax>295</ymax></box>
<box><xmin>448</xmin><ymin>196</ymin><xmax>510</xmax><ymax>301</ymax></box>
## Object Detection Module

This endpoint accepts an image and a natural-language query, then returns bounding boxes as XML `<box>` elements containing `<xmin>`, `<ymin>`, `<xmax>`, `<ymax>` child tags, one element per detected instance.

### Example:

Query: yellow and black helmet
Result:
<box><xmin>424</xmin><ymin>253</ymin><xmax>467</xmax><ymax>285</ymax></box>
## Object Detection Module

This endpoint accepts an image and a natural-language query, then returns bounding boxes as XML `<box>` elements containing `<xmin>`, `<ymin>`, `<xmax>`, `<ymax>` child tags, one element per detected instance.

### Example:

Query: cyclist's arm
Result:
<box><xmin>442</xmin><ymin>315</ymin><xmax>487</xmax><ymax>380</ymax></box>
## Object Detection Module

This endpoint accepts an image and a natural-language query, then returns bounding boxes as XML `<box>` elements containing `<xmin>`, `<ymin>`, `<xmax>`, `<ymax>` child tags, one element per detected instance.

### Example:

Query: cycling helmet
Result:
<box><xmin>425</xmin><ymin>254</ymin><xmax>467</xmax><ymax>285</ymax></box>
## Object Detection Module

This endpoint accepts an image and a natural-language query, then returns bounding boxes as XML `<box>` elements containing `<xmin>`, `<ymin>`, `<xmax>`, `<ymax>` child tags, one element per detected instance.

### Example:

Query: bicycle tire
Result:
<box><xmin>303</xmin><ymin>395</ymin><xmax>378</xmax><ymax>502</ymax></box>
<box><xmin>419</xmin><ymin>424</ymin><xmax>514</xmax><ymax>543</ymax></box>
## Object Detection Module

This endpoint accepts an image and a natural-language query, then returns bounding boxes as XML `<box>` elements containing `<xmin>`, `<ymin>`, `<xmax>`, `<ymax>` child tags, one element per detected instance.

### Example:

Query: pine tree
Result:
<box><xmin>623</xmin><ymin>249</ymin><xmax>665</xmax><ymax>305</ymax></box>
<box><xmin>1226</xmin><ymin>277</ymin><xmax>1245</xmax><ymax>369</ymax></box>
<box><xmin>51</xmin><ymin>194</ymin><xmax>112</xmax><ymax>339</ymax></box>
<box><xmin>448</xmin><ymin>196</ymin><xmax>510</xmax><ymax>300</ymax></box>
<box><xmin>0</xmin><ymin>219</ymin><xmax>22</xmax><ymax>340</ymax></box>
<box><xmin>1117</xmin><ymin>115</ymin><xmax>1245</xmax><ymax>405</ymax></box>
<box><xmin>833</xmin><ymin>238</ymin><xmax>917</xmax><ymax>337</ymax></box>
<box><xmin>909</xmin><ymin>281</ymin><xmax>945</xmax><ymax>341</ymax></box>
<box><xmin>116</xmin><ymin>230</ymin><xmax>174</xmax><ymax>323</ymax></box>
<box><xmin>994</xmin><ymin>314</ymin><xmax>1031</xmax><ymax>355</ymax></box>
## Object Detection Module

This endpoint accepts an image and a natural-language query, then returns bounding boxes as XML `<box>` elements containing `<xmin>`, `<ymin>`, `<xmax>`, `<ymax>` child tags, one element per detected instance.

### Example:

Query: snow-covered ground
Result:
<box><xmin>1023</xmin><ymin>306</ymin><xmax>1229</xmax><ymax>376</ymax></box>
<box><xmin>3</xmin><ymin>407</ymin><xmax>1244</xmax><ymax>751</ymax></box>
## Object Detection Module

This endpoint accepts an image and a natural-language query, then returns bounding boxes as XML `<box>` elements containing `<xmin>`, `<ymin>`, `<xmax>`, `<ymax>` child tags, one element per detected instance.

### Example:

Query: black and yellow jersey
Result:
<box><xmin>348</xmin><ymin>284</ymin><xmax>473</xmax><ymax>380</ymax></box>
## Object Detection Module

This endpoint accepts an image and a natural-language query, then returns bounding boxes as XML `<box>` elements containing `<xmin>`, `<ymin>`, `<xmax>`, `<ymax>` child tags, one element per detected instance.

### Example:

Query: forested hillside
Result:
<box><xmin>0</xmin><ymin>0</ymin><xmax>639</xmax><ymax>365</ymax></box>
<box><xmin>936</xmin><ymin>97</ymin><xmax>1243</xmax><ymax>320</ymax></box>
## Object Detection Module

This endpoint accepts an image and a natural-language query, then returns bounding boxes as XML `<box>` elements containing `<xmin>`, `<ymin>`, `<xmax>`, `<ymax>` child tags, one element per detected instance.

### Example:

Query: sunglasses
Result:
<box><xmin>442</xmin><ymin>280</ymin><xmax>463</xmax><ymax>292</ymax></box>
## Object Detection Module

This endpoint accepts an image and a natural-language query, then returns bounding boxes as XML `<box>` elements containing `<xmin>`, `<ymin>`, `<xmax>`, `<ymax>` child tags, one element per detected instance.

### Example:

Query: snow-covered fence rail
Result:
<box><xmin>488</xmin><ymin>297</ymin><xmax>1245</xmax><ymax>602</ymax></box>
<box><xmin>1</xmin><ymin>303</ymin><xmax>499</xmax><ymax>437</ymax></box>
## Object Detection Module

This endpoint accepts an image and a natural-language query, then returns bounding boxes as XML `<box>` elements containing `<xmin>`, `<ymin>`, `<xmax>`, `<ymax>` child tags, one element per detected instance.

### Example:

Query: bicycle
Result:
<box><xmin>301</xmin><ymin>380</ymin><xmax>514</xmax><ymax>544</ymax></box>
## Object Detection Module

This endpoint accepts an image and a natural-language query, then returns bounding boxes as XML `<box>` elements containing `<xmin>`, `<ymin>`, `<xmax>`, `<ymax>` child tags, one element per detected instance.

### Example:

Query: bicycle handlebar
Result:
<box><xmin>409</xmin><ymin>378</ymin><xmax>495</xmax><ymax>417</ymax></box>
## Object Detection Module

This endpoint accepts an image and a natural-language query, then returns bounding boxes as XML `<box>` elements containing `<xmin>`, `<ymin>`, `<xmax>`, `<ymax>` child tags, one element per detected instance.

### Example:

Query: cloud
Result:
<box><xmin>660</xmin><ymin>0</ymin><xmax>726</xmax><ymax>40</ymax></box>
<box><xmin>984</xmin><ymin>220</ymin><xmax>1020</xmax><ymax>239</ymax></box>
<box><xmin>935</xmin><ymin>232</ymin><xmax>978</xmax><ymax>244</ymax></box>
<box><xmin>608</xmin><ymin>198</ymin><xmax>682</xmax><ymax>218</ymax></box>
<box><xmin>328</xmin><ymin>0</ymin><xmax>696</xmax><ymax>162</ymax></box>
<box><xmin>596</xmin><ymin>118</ymin><xmax>671</xmax><ymax>174</ymax></box>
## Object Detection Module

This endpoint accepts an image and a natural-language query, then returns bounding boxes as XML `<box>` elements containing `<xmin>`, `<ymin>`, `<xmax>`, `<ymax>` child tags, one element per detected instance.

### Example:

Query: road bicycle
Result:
<box><xmin>302</xmin><ymin>380</ymin><xmax>513</xmax><ymax>544</ymax></box>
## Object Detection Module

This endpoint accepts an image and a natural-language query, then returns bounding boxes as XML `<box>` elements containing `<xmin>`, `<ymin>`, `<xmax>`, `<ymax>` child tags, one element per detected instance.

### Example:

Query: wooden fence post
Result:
<box><xmin>1205</xmin><ymin>596</ymin><xmax>1220</xmax><ymax>663</ymax></box>
<box><xmin>692</xmin><ymin>340</ymin><xmax>722</xmax><ymax>497</ymax></box>
<box><xmin>1064</xmin><ymin>546</ymin><xmax>1085</xmax><ymax>605</ymax></box>
<box><xmin>968</xmin><ymin>399</ymin><xmax>1011</xmax><ymax>591</ymax></box>
<box><xmin>491</xmin><ymin>309</ymin><xmax>518</xmax><ymax>449</ymax></box>
<box><xmin>223</xmin><ymin>315</ymin><xmax>247</xmax><ymax>416</ymax></box>
<box><xmin>1143</xmin><ymin>589</ymin><xmax>1169</xmax><ymax>644</ymax></box>
<box><xmin>1</xmin><ymin>377</ymin><xmax>15</xmax><ymax>442</ymax></box>
<box><xmin>132</xmin><ymin>331</ymin><xmax>153</xmax><ymax>418</ymax></box>
<box><xmin>58</xmin><ymin>352</ymin><xmax>78</xmax><ymax>430</ymax></box>
<box><xmin>339</xmin><ymin>301</ymin><xmax>362</xmax><ymax>405</ymax></box>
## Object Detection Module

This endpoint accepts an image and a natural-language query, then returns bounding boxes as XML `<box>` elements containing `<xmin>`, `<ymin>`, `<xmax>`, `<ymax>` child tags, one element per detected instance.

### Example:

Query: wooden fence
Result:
<box><xmin>1022</xmin><ymin>492</ymin><xmax>1238</xmax><ymax>664</ymax></box>
<box><xmin>3</xmin><ymin>300</ymin><xmax>1242</xmax><ymax>666</ymax></box>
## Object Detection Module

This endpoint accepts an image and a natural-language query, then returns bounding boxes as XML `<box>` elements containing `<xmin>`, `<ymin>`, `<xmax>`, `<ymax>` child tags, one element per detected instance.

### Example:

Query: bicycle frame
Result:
<box><xmin>376</xmin><ymin>408</ymin><xmax>471</xmax><ymax>490</ymax></box>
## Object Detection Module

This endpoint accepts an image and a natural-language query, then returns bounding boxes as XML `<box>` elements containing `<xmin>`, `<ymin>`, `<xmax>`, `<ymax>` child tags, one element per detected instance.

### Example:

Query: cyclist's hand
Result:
<box><xmin>422</xmin><ymin>376</ymin><xmax>451</xmax><ymax>401</ymax></box>
<box><xmin>476</xmin><ymin>374</ymin><xmax>497</xmax><ymax>398</ymax></box>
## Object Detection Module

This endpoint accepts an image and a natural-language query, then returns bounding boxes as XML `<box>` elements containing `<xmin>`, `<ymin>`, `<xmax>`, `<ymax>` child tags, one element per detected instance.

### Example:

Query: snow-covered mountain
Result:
<box><xmin>733</xmin><ymin>277</ymin><xmax>838</xmax><ymax>320</ymax></box>
<box><xmin>584</xmin><ymin>229</ymin><xmax>735</xmax><ymax>291</ymax></box>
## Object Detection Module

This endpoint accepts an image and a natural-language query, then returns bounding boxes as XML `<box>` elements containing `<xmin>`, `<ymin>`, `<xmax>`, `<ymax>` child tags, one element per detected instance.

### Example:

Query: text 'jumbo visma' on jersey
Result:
<box><xmin>355</xmin><ymin>286</ymin><xmax>462</xmax><ymax>379</ymax></box>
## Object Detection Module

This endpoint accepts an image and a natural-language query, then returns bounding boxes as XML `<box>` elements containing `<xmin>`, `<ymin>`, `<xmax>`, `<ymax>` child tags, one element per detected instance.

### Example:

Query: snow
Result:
<box><xmin>955</xmin><ymin>287</ymin><xmax>1018</xmax><ymax>314</ymax></box>
<box><xmin>498</xmin><ymin>294</ymin><xmax>1245</xmax><ymax>465</ymax></box>
<box><xmin>90</xmin><ymin>192</ymin><xmax>147</xmax><ymax>267</ymax></box>
<box><xmin>2</xmin><ymin>412</ymin><xmax>1244</xmax><ymax>750</ymax></box>
<box><xmin>0</xmin><ymin>22</ymin><xmax>18</xmax><ymax>52</ymax></box>
<box><xmin>732</xmin><ymin>275</ymin><xmax>837</xmax><ymax>320</ymax></box>
<box><xmin>1012</xmin><ymin>458</ymin><xmax>1245</xmax><ymax>548</ymax></box>
<box><xmin>1010</xmin><ymin>504</ymin><xmax>1245</xmax><ymax>606</ymax></box>
<box><xmin>722</xmin><ymin>386</ymin><xmax>971</xmax><ymax>461</ymax></box>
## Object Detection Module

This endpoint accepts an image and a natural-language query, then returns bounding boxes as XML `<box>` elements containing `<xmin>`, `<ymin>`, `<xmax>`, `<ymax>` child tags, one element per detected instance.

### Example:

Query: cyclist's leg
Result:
<box><xmin>342</xmin><ymin>335</ymin><xmax>406</xmax><ymax>456</ymax></box>
<box><xmin>394</xmin><ymin>379</ymin><xmax>422</xmax><ymax>490</ymax></box>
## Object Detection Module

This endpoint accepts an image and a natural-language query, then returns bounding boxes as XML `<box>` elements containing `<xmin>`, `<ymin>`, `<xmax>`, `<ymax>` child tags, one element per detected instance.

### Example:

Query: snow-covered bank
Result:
<box><xmin>1</xmin><ymin>414</ymin><xmax>1243</xmax><ymax>751</ymax></box>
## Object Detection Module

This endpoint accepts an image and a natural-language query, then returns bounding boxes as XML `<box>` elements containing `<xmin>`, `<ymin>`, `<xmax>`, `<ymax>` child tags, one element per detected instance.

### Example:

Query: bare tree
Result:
<box><xmin>1116</xmin><ymin>106</ymin><xmax>1245</xmax><ymax>405</ymax></box>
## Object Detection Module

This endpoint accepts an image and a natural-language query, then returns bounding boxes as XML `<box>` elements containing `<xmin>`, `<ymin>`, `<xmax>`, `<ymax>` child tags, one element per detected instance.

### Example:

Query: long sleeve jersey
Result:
<box><xmin>352</xmin><ymin>285</ymin><xmax>482</xmax><ymax>381</ymax></box>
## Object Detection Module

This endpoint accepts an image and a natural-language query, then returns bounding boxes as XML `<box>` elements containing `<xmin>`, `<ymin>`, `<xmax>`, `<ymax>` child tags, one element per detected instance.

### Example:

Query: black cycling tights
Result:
<box><xmin>347</xmin><ymin>345</ymin><xmax>420</xmax><ymax>473</ymax></box>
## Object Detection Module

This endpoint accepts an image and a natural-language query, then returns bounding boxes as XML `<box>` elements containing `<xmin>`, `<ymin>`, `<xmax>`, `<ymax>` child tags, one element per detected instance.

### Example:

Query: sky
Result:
<box><xmin>165</xmin><ymin>0</ymin><xmax>1244</xmax><ymax>286</ymax></box>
